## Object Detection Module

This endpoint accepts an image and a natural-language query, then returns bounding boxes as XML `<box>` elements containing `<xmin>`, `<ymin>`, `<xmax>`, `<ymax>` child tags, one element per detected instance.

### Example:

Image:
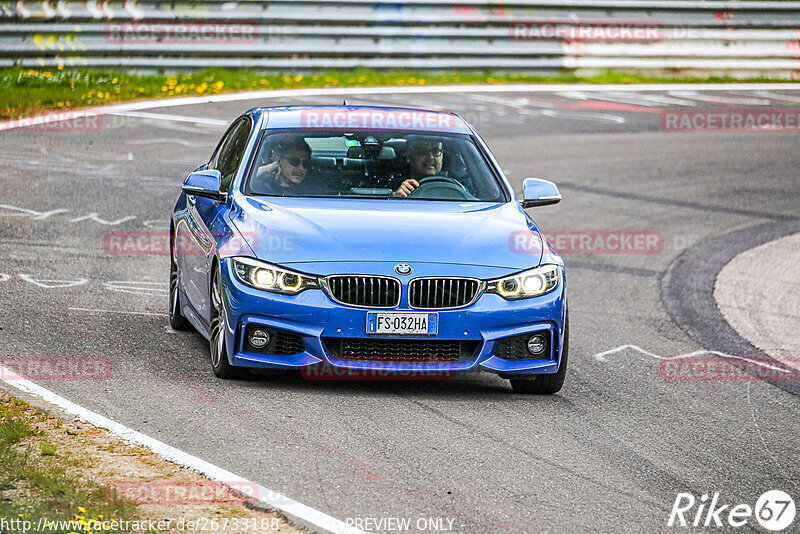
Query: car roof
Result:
<box><xmin>251</xmin><ymin>105</ymin><xmax>472</xmax><ymax>135</ymax></box>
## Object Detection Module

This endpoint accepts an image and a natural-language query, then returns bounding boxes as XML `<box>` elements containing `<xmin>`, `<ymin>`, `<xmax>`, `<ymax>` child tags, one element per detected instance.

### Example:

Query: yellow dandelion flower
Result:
<box><xmin>294</xmin><ymin>74</ymin><xmax>303</xmax><ymax>82</ymax></box>
<box><xmin>57</xmin><ymin>64</ymin><xmax>64</xmax><ymax>70</ymax></box>
<box><xmin>78</xmin><ymin>507</ymin><xmax>86</xmax><ymax>513</ymax></box>
<box><xmin>111</xmin><ymin>78</ymin><xmax>118</xmax><ymax>84</ymax></box>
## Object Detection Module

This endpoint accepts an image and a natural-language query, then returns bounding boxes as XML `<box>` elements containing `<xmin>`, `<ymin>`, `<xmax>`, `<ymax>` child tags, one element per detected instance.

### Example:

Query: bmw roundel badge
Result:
<box><xmin>395</xmin><ymin>264</ymin><xmax>413</xmax><ymax>275</ymax></box>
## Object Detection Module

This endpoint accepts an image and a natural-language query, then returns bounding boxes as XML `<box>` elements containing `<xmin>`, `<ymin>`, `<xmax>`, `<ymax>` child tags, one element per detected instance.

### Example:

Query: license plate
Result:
<box><xmin>366</xmin><ymin>312</ymin><xmax>438</xmax><ymax>335</ymax></box>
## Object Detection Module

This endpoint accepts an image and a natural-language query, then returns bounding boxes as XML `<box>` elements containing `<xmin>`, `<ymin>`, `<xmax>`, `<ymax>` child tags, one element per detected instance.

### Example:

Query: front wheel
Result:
<box><xmin>209</xmin><ymin>266</ymin><xmax>245</xmax><ymax>379</ymax></box>
<box><xmin>509</xmin><ymin>312</ymin><xmax>569</xmax><ymax>394</ymax></box>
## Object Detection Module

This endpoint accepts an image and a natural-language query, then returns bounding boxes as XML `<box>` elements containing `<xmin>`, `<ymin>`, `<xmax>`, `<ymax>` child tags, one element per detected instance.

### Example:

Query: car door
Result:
<box><xmin>182</xmin><ymin>117</ymin><xmax>252</xmax><ymax>325</ymax></box>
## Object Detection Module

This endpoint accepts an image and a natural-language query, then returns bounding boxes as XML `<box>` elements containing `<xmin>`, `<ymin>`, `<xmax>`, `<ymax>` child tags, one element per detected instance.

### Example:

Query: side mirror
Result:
<box><xmin>182</xmin><ymin>169</ymin><xmax>225</xmax><ymax>201</ymax></box>
<box><xmin>521</xmin><ymin>178</ymin><xmax>561</xmax><ymax>208</ymax></box>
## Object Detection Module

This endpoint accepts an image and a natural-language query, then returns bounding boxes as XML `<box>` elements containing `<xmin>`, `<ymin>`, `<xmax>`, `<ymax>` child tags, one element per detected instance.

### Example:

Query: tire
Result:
<box><xmin>169</xmin><ymin>255</ymin><xmax>194</xmax><ymax>331</ymax></box>
<box><xmin>209</xmin><ymin>265</ymin><xmax>246</xmax><ymax>379</ymax></box>
<box><xmin>509</xmin><ymin>312</ymin><xmax>569</xmax><ymax>395</ymax></box>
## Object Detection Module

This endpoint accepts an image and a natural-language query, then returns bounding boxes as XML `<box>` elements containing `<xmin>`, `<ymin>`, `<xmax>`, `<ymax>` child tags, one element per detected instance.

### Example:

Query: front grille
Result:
<box><xmin>324</xmin><ymin>275</ymin><xmax>400</xmax><ymax>308</ymax></box>
<box><xmin>409</xmin><ymin>278</ymin><xmax>481</xmax><ymax>309</ymax></box>
<box><xmin>323</xmin><ymin>338</ymin><xmax>479</xmax><ymax>362</ymax></box>
<box><xmin>493</xmin><ymin>331</ymin><xmax>552</xmax><ymax>360</ymax></box>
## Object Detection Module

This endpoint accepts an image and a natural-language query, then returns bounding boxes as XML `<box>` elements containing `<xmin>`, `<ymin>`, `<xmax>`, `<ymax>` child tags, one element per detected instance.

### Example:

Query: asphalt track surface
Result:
<box><xmin>1</xmin><ymin>86</ymin><xmax>799</xmax><ymax>533</ymax></box>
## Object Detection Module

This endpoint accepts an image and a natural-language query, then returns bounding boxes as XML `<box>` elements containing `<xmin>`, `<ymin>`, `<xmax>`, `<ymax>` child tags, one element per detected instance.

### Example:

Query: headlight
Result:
<box><xmin>231</xmin><ymin>257</ymin><xmax>319</xmax><ymax>295</ymax></box>
<box><xmin>486</xmin><ymin>264</ymin><xmax>559</xmax><ymax>300</ymax></box>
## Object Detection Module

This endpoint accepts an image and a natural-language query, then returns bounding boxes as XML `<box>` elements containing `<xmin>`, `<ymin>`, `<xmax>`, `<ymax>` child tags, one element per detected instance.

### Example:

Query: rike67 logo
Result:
<box><xmin>668</xmin><ymin>490</ymin><xmax>795</xmax><ymax>531</ymax></box>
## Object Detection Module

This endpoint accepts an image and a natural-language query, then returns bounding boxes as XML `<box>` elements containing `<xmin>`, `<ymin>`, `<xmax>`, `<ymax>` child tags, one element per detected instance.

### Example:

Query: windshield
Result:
<box><xmin>243</xmin><ymin>130</ymin><xmax>505</xmax><ymax>202</ymax></box>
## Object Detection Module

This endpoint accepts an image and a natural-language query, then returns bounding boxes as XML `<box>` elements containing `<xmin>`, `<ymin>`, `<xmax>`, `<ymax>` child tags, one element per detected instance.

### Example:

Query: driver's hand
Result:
<box><xmin>393</xmin><ymin>179</ymin><xmax>419</xmax><ymax>198</ymax></box>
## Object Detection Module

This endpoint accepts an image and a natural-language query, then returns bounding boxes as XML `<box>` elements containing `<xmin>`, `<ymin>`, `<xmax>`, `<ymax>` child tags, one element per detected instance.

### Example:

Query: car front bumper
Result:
<box><xmin>219</xmin><ymin>259</ymin><xmax>567</xmax><ymax>376</ymax></box>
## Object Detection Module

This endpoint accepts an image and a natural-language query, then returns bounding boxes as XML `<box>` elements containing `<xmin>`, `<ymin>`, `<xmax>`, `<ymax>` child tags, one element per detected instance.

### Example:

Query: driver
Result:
<box><xmin>393</xmin><ymin>137</ymin><xmax>444</xmax><ymax>197</ymax></box>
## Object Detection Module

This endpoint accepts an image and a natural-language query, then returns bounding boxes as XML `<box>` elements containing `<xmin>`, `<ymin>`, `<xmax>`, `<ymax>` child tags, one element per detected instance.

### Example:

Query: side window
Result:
<box><xmin>212</xmin><ymin>118</ymin><xmax>252</xmax><ymax>193</ymax></box>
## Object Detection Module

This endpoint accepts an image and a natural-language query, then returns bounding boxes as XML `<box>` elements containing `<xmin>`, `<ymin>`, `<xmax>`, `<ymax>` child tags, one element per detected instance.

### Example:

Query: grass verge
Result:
<box><xmin>0</xmin><ymin>390</ymin><xmax>299</xmax><ymax>533</ymax></box>
<box><xmin>1</xmin><ymin>67</ymin><xmax>795</xmax><ymax>120</ymax></box>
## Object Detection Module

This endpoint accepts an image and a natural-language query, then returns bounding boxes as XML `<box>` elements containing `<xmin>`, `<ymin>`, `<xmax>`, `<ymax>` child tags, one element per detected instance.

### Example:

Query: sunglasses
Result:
<box><xmin>410</xmin><ymin>147</ymin><xmax>443</xmax><ymax>157</ymax></box>
<box><xmin>281</xmin><ymin>157</ymin><xmax>310</xmax><ymax>168</ymax></box>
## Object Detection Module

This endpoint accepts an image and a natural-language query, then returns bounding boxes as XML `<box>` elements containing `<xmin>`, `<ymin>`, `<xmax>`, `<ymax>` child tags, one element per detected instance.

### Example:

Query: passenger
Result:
<box><xmin>254</xmin><ymin>136</ymin><xmax>312</xmax><ymax>195</ymax></box>
<box><xmin>393</xmin><ymin>137</ymin><xmax>444</xmax><ymax>197</ymax></box>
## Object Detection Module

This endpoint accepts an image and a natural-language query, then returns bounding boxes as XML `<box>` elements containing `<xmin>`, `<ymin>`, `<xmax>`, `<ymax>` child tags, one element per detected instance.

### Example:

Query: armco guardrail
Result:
<box><xmin>1</xmin><ymin>0</ymin><xmax>799</xmax><ymax>75</ymax></box>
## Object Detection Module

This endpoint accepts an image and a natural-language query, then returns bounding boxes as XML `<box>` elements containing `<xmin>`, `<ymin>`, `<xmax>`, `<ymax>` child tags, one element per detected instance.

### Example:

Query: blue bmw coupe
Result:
<box><xmin>170</xmin><ymin>105</ymin><xmax>568</xmax><ymax>394</ymax></box>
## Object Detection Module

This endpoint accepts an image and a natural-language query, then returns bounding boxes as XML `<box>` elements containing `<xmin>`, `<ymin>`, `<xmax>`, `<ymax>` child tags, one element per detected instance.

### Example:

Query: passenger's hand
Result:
<box><xmin>393</xmin><ymin>179</ymin><xmax>419</xmax><ymax>197</ymax></box>
<box><xmin>257</xmin><ymin>161</ymin><xmax>281</xmax><ymax>180</ymax></box>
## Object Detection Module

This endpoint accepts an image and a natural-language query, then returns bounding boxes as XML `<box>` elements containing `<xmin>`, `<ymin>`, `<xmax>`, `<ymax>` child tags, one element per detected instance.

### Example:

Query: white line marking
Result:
<box><xmin>2</xmin><ymin>83</ymin><xmax>800</xmax><ymax>132</ymax></box>
<box><xmin>667</xmin><ymin>90</ymin><xmax>773</xmax><ymax>106</ymax></box>
<box><xmin>540</xmin><ymin>108</ymin><xmax>625</xmax><ymax>123</ymax></box>
<box><xmin>68</xmin><ymin>307</ymin><xmax>169</xmax><ymax>317</ymax></box>
<box><xmin>103</xmin><ymin>281</ymin><xmax>169</xmax><ymax>296</ymax></box>
<box><xmin>751</xmin><ymin>90</ymin><xmax>800</xmax><ymax>104</ymax></box>
<box><xmin>593</xmin><ymin>344</ymin><xmax>797</xmax><ymax>373</ymax></box>
<box><xmin>18</xmin><ymin>274</ymin><xmax>89</xmax><ymax>289</ymax></box>
<box><xmin>0</xmin><ymin>273</ymin><xmax>10</xmax><ymax>282</ymax></box>
<box><xmin>106</xmin><ymin>110</ymin><xmax>228</xmax><ymax>126</ymax></box>
<box><xmin>0</xmin><ymin>365</ymin><xmax>368</xmax><ymax>534</ymax></box>
<box><xmin>68</xmin><ymin>213</ymin><xmax>136</xmax><ymax>225</ymax></box>
<box><xmin>125</xmin><ymin>138</ymin><xmax>200</xmax><ymax>147</ymax></box>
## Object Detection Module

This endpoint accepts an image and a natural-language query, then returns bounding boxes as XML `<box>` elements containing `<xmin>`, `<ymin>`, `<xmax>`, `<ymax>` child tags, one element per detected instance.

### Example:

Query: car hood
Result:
<box><xmin>229</xmin><ymin>196</ymin><xmax>543</xmax><ymax>269</ymax></box>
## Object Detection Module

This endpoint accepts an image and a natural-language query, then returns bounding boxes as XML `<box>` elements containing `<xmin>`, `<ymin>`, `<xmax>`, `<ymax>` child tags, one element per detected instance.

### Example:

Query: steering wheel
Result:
<box><xmin>406</xmin><ymin>176</ymin><xmax>475</xmax><ymax>200</ymax></box>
